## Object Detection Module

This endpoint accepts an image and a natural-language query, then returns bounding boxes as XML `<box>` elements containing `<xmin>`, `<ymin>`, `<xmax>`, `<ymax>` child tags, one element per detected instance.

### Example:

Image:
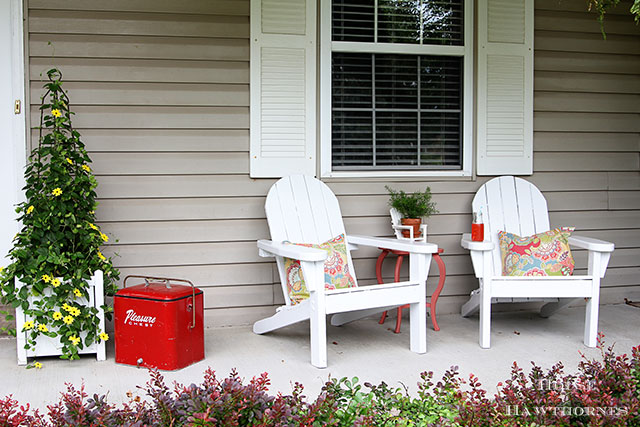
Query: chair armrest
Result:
<box><xmin>257</xmin><ymin>239</ymin><xmax>327</xmax><ymax>261</ymax></box>
<box><xmin>568</xmin><ymin>235</ymin><xmax>614</xmax><ymax>253</ymax></box>
<box><xmin>461</xmin><ymin>233</ymin><xmax>495</xmax><ymax>251</ymax></box>
<box><xmin>346</xmin><ymin>234</ymin><xmax>438</xmax><ymax>254</ymax></box>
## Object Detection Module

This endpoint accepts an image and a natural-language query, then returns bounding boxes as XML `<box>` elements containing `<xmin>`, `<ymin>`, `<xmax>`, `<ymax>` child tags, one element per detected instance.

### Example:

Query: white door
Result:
<box><xmin>0</xmin><ymin>0</ymin><xmax>26</xmax><ymax>263</ymax></box>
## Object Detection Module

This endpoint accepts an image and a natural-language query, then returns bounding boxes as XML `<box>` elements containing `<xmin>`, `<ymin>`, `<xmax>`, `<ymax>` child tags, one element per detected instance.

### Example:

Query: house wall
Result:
<box><xmin>24</xmin><ymin>0</ymin><xmax>640</xmax><ymax>326</ymax></box>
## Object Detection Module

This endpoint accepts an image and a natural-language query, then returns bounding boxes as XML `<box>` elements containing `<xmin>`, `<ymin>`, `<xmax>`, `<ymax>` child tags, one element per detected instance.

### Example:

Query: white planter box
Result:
<box><xmin>15</xmin><ymin>270</ymin><xmax>106</xmax><ymax>365</ymax></box>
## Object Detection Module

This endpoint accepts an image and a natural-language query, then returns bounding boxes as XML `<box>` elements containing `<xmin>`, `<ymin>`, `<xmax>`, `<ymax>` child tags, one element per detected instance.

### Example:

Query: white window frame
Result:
<box><xmin>319</xmin><ymin>0</ymin><xmax>474</xmax><ymax>178</ymax></box>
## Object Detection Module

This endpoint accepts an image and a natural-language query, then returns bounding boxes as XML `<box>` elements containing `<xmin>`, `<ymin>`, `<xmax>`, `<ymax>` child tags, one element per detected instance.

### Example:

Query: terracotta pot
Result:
<box><xmin>401</xmin><ymin>218</ymin><xmax>422</xmax><ymax>238</ymax></box>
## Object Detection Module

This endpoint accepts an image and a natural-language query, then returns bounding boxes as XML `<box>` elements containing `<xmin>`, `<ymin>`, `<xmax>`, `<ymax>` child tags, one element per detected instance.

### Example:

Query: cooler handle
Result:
<box><xmin>123</xmin><ymin>275</ymin><xmax>198</xmax><ymax>329</ymax></box>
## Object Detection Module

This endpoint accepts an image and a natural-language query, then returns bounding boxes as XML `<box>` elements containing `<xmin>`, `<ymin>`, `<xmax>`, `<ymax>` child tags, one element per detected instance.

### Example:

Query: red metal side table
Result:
<box><xmin>377</xmin><ymin>248</ymin><xmax>446</xmax><ymax>333</ymax></box>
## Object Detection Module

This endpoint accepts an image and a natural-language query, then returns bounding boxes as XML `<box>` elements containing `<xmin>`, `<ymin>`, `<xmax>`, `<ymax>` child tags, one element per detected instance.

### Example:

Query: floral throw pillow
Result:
<box><xmin>283</xmin><ymin>234</ymin><xmax>357</xmax><ymax>304</ymax></box>
<box><xmin>498</xmin><ymin>227</ymin><xmax>575</xmax><ymax>277</ymax></box>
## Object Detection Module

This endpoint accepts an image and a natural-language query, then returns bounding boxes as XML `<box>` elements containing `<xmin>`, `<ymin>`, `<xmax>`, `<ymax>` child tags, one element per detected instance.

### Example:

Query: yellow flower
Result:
<box><xmin>99</xmin><ymin>332</ymin><xmax>109</xmax><ymax>342</ymax></box>
<box><xmin>51</xmin><ymin>278</ymin><xmax>61</xmax><ymax>287</ymax></box>
<box><xmin>100</xmin><ymin>233</ymin><xmax>109</xmax><ymax>242</ymax></box>
<box><xmin>69</xmin><ymin>335</ymin><xmax>81</xmax><ymax>346</ymax></box>
<box><xmin>73</xmin><ymin>288</ymin><xmax>83</xmax><ymax>298</ymax></box>
<box><xmin>42</xmin><ymin>274</ymin><xmax>51</xmax><ymax>283</ymax></box>
<box><xmin>22</xmin><ymin>321</ymin><xmax>34</xmax><ymax>330</ymax></box>
<box><xmin>66</xmin><ymin>158</ymin><xmax>73</xmax><ymax>165</ymax></box>
<box><xmin>34</xmin><ymin>362</ymin><xmax>43</xmax><ymax>369</ymax></box>
<box><xmin>82</xmin><ymin>165</ymin><xmax>91</xmax><ymax>173</ymax></box>
<box><xmin>53</xmin><ymin>311</ymin><xmax>62</xmax><ymax>320</ymax></box>
<box><xmin>63</xmin><ymin>315</ymin><xmax>74</xmax><ymax>325</ymax></box>
<box><xmin>51</xmin><ymin>109</ymin><xmax>62</xmax><ymax>118</ymax></box>
<box><xmin>89</xmin><ymin>223</ymin><xmax>98</xmax><ymax>231</ymax></box>
<box><xmin>26</xmin><ymin>205</ymin><xmax>34</xmax><ymax>214</ymax></box>
<box><xmin>52</xmin><ymin>188</ymin><xmax>62</xmax><ymax>197</ymax></box>
<box><xmin>97</xmin><ymin>251</ymin><xmax>106</xmax><ymax>261</ymax></box>
<box><xmin>71</xmin><ymin>308</ymin><xmax>81</xmax><ymax>317</ymax></box>
<box><xmin>62</xmin><ymin>303</ymin><xmax>71</xmax><ymax>312</ymax></box>
<box><xmin>38</xmin><ymin>324</ymin><xmax>48</xmax><ymax>332</ymax></box>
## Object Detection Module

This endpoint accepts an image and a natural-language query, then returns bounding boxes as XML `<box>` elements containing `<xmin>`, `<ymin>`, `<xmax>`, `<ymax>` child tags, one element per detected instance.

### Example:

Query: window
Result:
<box><xmin>320</xmin><ymin>0</ymin><xmax>473</xmax><ymax>177</ymax></box>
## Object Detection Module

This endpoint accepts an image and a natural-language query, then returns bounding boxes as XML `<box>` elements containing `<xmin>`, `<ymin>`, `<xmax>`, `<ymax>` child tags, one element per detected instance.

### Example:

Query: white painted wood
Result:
<box><xmin>0</xmin><ymin>0</ymin><xmax>26</xmax><ymax>263</ymax></box>
<box><xmin>250</xmin><ymin>0</ymin><xmax>316</xmax><ymax>178</ymax></box>
<box><xmin>319</xmin><ymin>0</ymin><xmax>474</xmax><ymax>179</ymax></box>
<box><xmin>15</xmin><ymin>271</ymin><xmax>106</xmax><ymax>365</ymax></box>
<box><xmin>477</xmin><ymin>0</ymin><xmax>533</xmax><ymax>175</ymax></box>
<box><xmin>462</xmin><ymin>176</ymin><xmax>615</xmax><ymax>347</ymax></box>
<box><xmin>255</xmin><ymin>175</ymin><xmax>432</xmax><ymax>366</ymax></box>
<box><xmin>253</xmin><ymin>299</ymin><xmax>312</xmax><ymax>334</ymax></box>
<box><xmin>409</xmin><ymin>252</ymin><xmax>428</xmax><ymax>354</ymax></box>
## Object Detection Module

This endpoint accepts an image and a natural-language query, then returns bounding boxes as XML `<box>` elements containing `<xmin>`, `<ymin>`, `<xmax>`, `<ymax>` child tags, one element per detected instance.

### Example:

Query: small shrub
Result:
<box><xmin>2</xmin><ymin>338</ymin><xmax>639</xmax><ymax>426</ymax></box>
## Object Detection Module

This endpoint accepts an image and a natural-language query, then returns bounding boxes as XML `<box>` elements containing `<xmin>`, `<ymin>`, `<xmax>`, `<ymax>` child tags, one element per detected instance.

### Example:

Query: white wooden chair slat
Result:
<box><xmin>498</xmin><ymin>176</ymin><xmax>522</xmax><ymax>235</ymax></box>
<box><xmin>301</xmin><ymin>176</ymin><xmax>334</xmax><ymax>243</ymax></box>
<box><xmin>305</xmin><ymin>176</ymin><xmax>358</xmax><ymax>285</ymax></box>
<box><xmin>514</xmin><ymin>178</ymin><xmax>536</xmax><ymax>236</ymax></box>
<box><xmin>318</xmin><ymin>178</ymin><xmax>347</xmax><ymax>238</ymax></box>
<box><xmin>265</xmin><ymin>184</ymin><xmax>291</xmax><ymax>243</ymax></box>
<box><xmin>530</xmin><ymin>183</ymin><xmax>550</xmax><ymax>233</ymax></box>
<box><xmin>482</xmin><ymin>178</ymin><xmax>507</xmax><ymax>275</ymax></box>
<box><xmin>462</xmin><ymin>176</ymin><xmax>614</xmax><ymax>349</ymax></box>
<box><xmin>255</xmin><ymin>175</ymin><xmax>432</xmax><ymax>367</ymax></box>
<box><xmin>290</xmin><ymin>176</ymin><xmax>321</xmax><ymax>243</ymax></box>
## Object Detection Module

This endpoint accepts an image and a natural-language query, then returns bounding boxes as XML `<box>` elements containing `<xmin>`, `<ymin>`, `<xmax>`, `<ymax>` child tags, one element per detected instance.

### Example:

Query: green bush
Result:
<box><xmin>2</xmin><ymin>339</ymin><xmax>638</xmax><ymax>426</ymax></box>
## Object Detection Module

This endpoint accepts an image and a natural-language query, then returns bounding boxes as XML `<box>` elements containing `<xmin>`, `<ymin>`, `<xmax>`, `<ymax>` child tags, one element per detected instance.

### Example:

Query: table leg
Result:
<box><xmin>377</xmin><ymin>250</ymin><xmax>390</xmax><ymax>325</ymax></box>
<box><xmin>394</xmin><ymin>255</ymin><xmax>405</xmax><ymax>334</ymax></box>
<box><xmin>429</xmin><ymin>250</ymin><xmax>446</xmax><ymax>332</ymax></box>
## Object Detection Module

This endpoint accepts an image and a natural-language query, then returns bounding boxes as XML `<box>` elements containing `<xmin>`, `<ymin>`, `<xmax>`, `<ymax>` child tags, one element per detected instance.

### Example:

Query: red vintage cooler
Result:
<box><xmin>115</xmin><ymin>276</ymin><xmax>204</xmax><ymax>370</ymax></box>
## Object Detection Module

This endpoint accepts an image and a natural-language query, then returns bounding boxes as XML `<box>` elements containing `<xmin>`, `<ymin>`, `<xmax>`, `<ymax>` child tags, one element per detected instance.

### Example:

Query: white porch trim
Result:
<box><xmin>0</xmin><ymin>0</ymin><xmax>27</xmax><ymax>263</ymax></box>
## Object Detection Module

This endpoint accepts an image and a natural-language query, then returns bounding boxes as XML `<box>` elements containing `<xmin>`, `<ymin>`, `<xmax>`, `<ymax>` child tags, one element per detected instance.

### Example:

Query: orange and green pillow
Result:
<box><xmin>283</xmin><ymin>234</ymin><xmax>357</xmax><ymax>304</ymax></box>
<box><xmin>498</xmin><ymin>227</ymin><xmax>575</xmax><ymax>277</ymax></box>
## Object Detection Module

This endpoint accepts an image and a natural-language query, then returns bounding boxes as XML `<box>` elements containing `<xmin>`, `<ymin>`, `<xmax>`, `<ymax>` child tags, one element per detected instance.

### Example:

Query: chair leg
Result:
<box><xmin>479</xmin><ymin>287</ymin><xmax>491</xmax><ymax>348</ymax></box>
<box><xmin>584</xmin><ymin>298</ymin><xmax>598</xmax><ymax>348</ymax></box>
<box><xmin>584</xmin><ymin>286</ymin><xmax>600</xmax><ymax>348</ymax></box>
<box><xmin>377</xmin><ymin>250</ymin><xmax>389</xmax><ymax>325</ymax></box>
<box><xmin>409</xmin><ymin>252</ymin><xmax>428</xmax><ymax>354</ymax></box>
<box><xmin>310</xmin><ymin>303</ymin><xmax>327</xmax><ymax>368</ymax></box>
<box><xmin>584</xmin><ymin>254</ymin><xmax>601</xmax><ymax>348</ymax></box>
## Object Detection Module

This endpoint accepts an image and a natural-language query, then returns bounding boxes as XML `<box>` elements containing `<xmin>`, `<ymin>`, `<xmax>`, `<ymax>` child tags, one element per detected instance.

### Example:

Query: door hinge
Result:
<box><xmin>14</xmin><ymin>100</ymin><xmax>21</xmax><ymax>115</ymax></box>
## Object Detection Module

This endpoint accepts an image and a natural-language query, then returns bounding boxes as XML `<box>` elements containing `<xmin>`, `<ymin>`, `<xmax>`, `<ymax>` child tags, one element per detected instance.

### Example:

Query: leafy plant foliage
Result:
<box><xmin>1</xmin><ymin>338</ymin><xmax>638</xmax><ymax>426</ymax></box>
<box><xmin>0</xmin><ymin>69</ymin><xmax>119</xmax><ymax>362</ymax></box>
<box><xmin>386</xmin><ymin>186</ymin><xmax>438</xmax><ymax>219</ymax></box>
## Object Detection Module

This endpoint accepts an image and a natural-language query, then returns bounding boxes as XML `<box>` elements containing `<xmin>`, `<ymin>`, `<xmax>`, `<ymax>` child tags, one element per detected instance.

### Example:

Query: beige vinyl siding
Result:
<box><xmin>24</xmin><ymin>0</ymin><xmax>640</xmax><ymax>326</ymax></box>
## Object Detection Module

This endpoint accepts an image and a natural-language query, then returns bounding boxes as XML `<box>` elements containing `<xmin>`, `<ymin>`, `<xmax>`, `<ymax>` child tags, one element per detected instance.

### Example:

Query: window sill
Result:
<box><xmin>320</xmin><ymin>170</ymin><xmax>472</xmax><ymax>179</ymax></box>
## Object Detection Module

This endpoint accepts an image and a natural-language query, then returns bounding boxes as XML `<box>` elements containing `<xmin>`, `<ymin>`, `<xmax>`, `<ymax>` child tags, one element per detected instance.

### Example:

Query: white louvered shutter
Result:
<box><xmin>476</xmin><ymin>0</ymin><xmax>533</xmax><ymax>176</ymax></box>
<box><xmin>250</xmin><ymin>0</ymin><xmax>316</xmax><ymax>178</ymax></box>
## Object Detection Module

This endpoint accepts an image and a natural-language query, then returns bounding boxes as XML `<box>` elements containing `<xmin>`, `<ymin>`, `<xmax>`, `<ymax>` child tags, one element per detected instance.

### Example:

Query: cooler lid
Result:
<box><xmin>115</xmin><ymin>282</ymin><xmax>202</xmax><ymax>302</ymax></box>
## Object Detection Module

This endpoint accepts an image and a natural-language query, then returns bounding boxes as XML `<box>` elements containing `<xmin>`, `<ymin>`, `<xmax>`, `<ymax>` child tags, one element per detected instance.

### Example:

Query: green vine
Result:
<box><xmin>588</xmin><ymin>0</ymin><xmax>640</xmax><ymax>38</ymax></box>
<box><xmin>0</xmin><ymin>69</ymin><xmax>120</xmax><ymax>366</ymax></box>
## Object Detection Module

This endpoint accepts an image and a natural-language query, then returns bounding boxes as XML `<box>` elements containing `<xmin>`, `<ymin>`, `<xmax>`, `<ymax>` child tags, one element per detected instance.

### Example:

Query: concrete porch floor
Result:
<box><xmin>1</xmin><ymin>303</ymin><xmax>639</xmax><ymax>411</ymax></box>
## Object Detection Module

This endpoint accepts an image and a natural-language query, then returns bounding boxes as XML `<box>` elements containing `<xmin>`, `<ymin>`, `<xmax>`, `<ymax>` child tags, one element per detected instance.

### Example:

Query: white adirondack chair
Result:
<box><xmin>461</xmin><ymin>176</ymin><xmax>615</xmax><ymax>349</ymax></box>
<box><xmin>254</xmin><ymin>175</ymin><xmax>437</xmax><ymax>368</ymax></box>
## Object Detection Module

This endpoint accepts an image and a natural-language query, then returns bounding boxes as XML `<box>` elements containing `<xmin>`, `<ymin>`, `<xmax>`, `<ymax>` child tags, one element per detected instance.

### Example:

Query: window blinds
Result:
<box><xmin>332</xmin><ymin>53</ymin><xmax>463</xmax><ymax>170</ymax></box>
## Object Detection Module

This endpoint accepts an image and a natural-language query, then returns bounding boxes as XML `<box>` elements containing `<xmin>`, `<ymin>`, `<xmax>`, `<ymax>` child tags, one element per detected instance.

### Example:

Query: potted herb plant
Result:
<box><xmin>386</xmin><ymin>186</ymin><xmax>438</xmax><ymax>239</ymax></box>
<box><xmin>0</xmin><ymin>69</ymin><xmax>119</xmax><ymax>368</ymax></box>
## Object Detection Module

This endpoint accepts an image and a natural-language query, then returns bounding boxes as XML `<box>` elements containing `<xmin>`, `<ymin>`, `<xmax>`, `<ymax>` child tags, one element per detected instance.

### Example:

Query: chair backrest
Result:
<box><xmin>264</xmin><ymin>176</ymin><xmax>358</xmax><ymax>301</ymax></box>
<box><xmin>472</xmin><ymin>176</ymin><xmax>550</xmax><ymax>276</ymax></box>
